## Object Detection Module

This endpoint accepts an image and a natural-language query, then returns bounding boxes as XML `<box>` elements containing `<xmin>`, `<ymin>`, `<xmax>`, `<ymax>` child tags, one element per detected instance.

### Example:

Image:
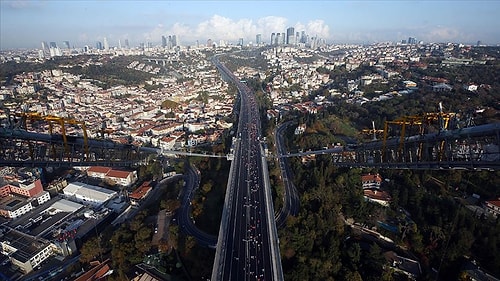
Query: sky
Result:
<box><xmin>1</xmin><ymin>0</ymin><xmax>500</xmax><ymax>50</ymax></box>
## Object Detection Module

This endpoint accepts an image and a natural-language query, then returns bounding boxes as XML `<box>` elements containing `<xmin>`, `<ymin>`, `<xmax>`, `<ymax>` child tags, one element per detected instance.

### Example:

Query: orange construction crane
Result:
<box><xmin>361</xmin><ymin>121</ymin><xmax>384</xmax><ymax>141</ymax></box>
<box><xmin>381</xmin><ymin>103</ymin><xmax>457</xmax><ymax>161</ymax></box>
<box><xmin>15</xmin><ymin>112</ymin><xmax>89</xmax><ymax>159</ymax></box>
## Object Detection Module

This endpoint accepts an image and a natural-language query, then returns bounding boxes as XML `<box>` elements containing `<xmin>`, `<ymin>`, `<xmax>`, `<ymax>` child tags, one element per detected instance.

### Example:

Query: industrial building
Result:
<box><xmin>63</xmin><ymin>182</ymin><xmax>117</xmax><ymax>208</ymax></box>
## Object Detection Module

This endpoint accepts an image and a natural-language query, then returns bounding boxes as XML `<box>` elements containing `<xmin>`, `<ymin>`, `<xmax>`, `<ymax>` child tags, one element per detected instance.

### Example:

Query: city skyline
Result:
<box><xmin>1</xmin><ymin>0</ymin><xmax>500</xmax><ymax>50</ymax></box>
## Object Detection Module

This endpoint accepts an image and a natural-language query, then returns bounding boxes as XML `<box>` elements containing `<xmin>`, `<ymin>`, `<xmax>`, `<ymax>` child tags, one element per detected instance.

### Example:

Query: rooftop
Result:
<box><xmin>2</xmin><ymin>228</ymin><xmax>51</xmax><ymax>263</ymax></box>
<box><xmin>63</xmin><ymin>182</ymin><xmax>117</xmax><ymax>203</ymax></box>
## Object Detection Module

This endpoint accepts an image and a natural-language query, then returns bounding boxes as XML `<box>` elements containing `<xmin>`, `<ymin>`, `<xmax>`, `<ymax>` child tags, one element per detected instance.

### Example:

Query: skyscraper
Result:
<box><xmin>124</xmin><ymin>39</ymin><xmax>130</xmax><ymax>49</ymax></box>
<box><xmin>49</xmin><ymin>42</ymin><xmax>61</xmax><ymax>57</ymax></box>
<box><xmin>256</xmin><ymin>34</ymin><xmax>262</xmax><ymax>45</ymax></box>
<box><xmin>238</xmin><ymin>38</ymin><xmax>244</xmax><ymax>46</ymax></box>
<box><xmin>41</xmin><ymin>41</ymin><xmax>50</xmax><ymax>57</ymax></box>
<box><xmin>63</xmin><ymin>41</ymin><xmax>70</xmax><ymax>49</ymax></box>
<box><xmin>300</xmin><ymin>31</ymin><xmax>307</xmax><ymax>43</ymax></box>
<box><xmin>286</xmin><ymin>27</ymin><xmax>295</xmax><ymax>45</ymax></box>
<box><xmin>162</xmin><ymin>36</ymin><xmax>167</xmax><ymax>48</ymax></box>
<box><xmin>271</xmin><ymin>33</ymin><xmax>276</xmax><ymax>46</ymax></box>
<box><xmin>103</xmin><ymin>37</ymin><xmax>109</xmax><ymax>50</ymax></box>
<box><xmin>96</xmin><ymin>41</ymin><xmax>103</xmax><ymax>50</ymax></box>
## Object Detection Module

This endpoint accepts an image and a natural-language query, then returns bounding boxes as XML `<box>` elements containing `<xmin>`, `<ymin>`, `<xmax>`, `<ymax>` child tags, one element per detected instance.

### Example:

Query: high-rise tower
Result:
<box><xmin>103</xmin><ymin>37</ymin><xmax>109</xmax><ymax>50</ymax></box>
<box><xmin>256</xmin><ymin>34</ymin><xmax>262</xmax><ymax>45</ymax></box>
<box><xmin>286</xmin><ymin>27</ymin><xmax>295</xmax><ymax>45</ymax></box>
<box><xmin>276</xmin><ymin>33</ymin><xmax>282</xmax><ymax>45</ymax></box>
<box><xmin>162</xmin><ymin>36</ymin><xmax>167</xmax><ymax>48</ymax></box>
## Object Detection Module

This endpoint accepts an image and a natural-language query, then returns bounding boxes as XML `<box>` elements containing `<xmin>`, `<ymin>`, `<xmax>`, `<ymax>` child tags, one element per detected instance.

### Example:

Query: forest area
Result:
<box><xmin>274</xmin><ymin>106</ymin><xmax>500</xmax><ymax>280</ymax></box>
<box><xmin>280</xmin><ymin>155</ymin><xmax>500</xmax><ymax>280</ymax></box>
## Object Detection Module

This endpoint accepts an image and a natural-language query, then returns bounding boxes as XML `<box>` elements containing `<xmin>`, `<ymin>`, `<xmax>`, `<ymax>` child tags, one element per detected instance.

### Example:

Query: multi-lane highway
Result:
<box><xmin>211</xmin><ymin>58</ymin><xmax>283</xmax><ymax>280</ymax></box>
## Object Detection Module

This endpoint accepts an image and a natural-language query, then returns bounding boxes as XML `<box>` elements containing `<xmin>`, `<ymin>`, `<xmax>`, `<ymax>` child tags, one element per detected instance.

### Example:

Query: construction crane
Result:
<box><xmin>361</xmin><ymin>121</ymin><xmax>384</xmax><ymax>141</ymax></box>
<box><xmin>381</xmin><ymin>103</ymin><xmax>457</xmax><ymax>162</ymax></box>
<box><xmin>14</xmin><ymin>112</ymin><xmax>89</xmax><ymax>159</ymax></box>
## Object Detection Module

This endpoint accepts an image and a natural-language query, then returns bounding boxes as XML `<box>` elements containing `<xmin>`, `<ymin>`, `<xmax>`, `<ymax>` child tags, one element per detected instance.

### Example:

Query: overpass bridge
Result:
<box><xmin>143</xmin><ymin>57</ymin><xmax>178</xmax><ymax>66</ymax></box>
<box><xmin>1</xmin><ymin>109</ymin><xmax>499</xmax><ymax>281</ymax></box>
<box><xmin>1</xmin><ymin>121</ymin><xmax>498</xmax><ymax>170</ymax></box>
<box><xmin>278</xmin><ymin>122</ymin><xmax>500</xmax><ymax>171</ymax></box>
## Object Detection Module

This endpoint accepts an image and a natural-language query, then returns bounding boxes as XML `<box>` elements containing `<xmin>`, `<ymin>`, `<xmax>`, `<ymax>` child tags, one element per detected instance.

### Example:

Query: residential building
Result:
<box><xmin>432</xmin><ymin>83</ymin><xmax>453</xmax><ymax>92</ymax></box>
<box><xmin>361</xmin><ymin>173</ymin><xmax>382</xmax><ymax>189</ymax></box>
<box><xmin>129</xmin><ymin>181</ymin><xmax>152</xmax><ymax>205</ymax></box>
<box><xmin>295</xmin><ymin>124</ymin><xmax>306</xmax><ymax>135</ymax></box>
<box><xmin>384</xmin><ymin>251</ymin><xmax>422</xmax><ymax>279</ymax></box>
<box><xmin>87</xmin><ymin>167</ymin><xmax>137</xmax><ymax>187</ymax></box>
<box><xmin>364</xmin><ymin>189</ymin><xmax>391</xmax><ymax>207</ymax></box>
<box><xmin>106</xmin><ymin>169</ymin><xmax>137</xmax><ymax>187</ymax></box>
<box><xmin>403</xmin><ymin>80</ymin><xmax>417</xmax><ymax>88</ymax></box>
<box><xmin>0</xmin><ymin>191</ymin><xmax>51</xmax><ymax>219</ymax></box>
<box><xmin>0</xmin><ymin>229</ymin><xmax>54</xmax><ymax>274</ymax></box>
<box><xmin>86</xmin><ymin>166</ymin><xmax>111</xmax><ymax>179</ymax></box>
<box><xmin>74</xmin><ymin>259</ymin><xmax>113</xmax><ymax>281</ymax></box>
<box><xmin>0</xmin><ymin>179</ymin><xmax>44</xmax><ymax>198</ymax></box>
<box><xmin>484</xmin><ymin>198</ymin><xmax>500</xmax><ymax>218</ymax></box>
<box><xmin>463</xmin><ymin>84</ymin><xmax>478</xmax><ymax>91</ymax></box>
<box><xmin>159</xmin><ymin>136</ymin><xmax>176</xmax><ymax>151</ymax></box>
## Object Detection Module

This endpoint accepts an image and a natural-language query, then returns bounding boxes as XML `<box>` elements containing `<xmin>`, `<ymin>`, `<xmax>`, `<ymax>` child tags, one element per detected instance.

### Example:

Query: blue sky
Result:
<box><xmin>1</xmin><ymin>0</ymin><xmax>499</xmax><ymax>49</ymax></box>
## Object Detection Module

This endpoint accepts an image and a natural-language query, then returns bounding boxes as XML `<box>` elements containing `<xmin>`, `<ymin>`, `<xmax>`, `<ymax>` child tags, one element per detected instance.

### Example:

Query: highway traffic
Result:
<box><xmin>211</xmin><ymin>57</ymin><xmax>283</xmax><ymax>280</ymax></box>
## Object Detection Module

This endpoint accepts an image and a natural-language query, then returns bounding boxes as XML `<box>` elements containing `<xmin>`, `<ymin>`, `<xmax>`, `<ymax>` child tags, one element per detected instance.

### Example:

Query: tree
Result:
<box><xmin>345</xmin><ymin>243</ymin><xmax>362</xmax><ymax>270</ymax></box>
<box><xmin>79</xmin><ymin>236</ymin><xmax>104</xmax><ymax>263</ymax></box>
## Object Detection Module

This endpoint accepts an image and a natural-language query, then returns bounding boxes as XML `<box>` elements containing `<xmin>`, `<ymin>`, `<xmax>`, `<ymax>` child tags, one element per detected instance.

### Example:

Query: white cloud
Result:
<box><xmin>143</xmin><ymin>24</ymin><xmax>165</xmax><ymax>42</ymax></box>
<box><xmin>77</xmin><ymin>33</ymin><xmax>89</xmax><ymax>44</ymax></box>
<box><xmin>257</xmin><ymin>16</ymin><xmax>288</xmax><ymax>34</ymax></box>
<box><xmin>420</xmin><ymin>26</ymin><xmax>464</xmax><ymax>43</ymax></box>
<box><xmin>140</xmin><ymin>15</ymin><xmax>330</xmax><ymax>44</ymax></box>
<box><xmin>305</xmin><ymin>20</ymin><xmax>330</xmax><ymax>38</ymax></box>
<box><xmin>195</xmin><ymin>15</ymin><xmax>256</xmax><ymax>40</ymax></box>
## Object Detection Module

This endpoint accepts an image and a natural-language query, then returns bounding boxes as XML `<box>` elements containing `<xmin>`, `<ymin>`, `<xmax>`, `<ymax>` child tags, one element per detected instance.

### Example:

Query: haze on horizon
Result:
<box><xmin>1</xmin><ymin>0</ymin><xmax>499</xmax><ymax>50</ymax></box>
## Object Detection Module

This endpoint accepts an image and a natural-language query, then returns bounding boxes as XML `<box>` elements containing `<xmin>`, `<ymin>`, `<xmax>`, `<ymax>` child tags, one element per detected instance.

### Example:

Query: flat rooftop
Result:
<box><xmin>1</xmin><ymin>228</ymin><xmax>51</xmax><ymax>263</ymax></box>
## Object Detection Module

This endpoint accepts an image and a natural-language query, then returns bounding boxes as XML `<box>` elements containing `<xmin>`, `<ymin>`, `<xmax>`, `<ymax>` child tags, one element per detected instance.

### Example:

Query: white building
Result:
<box><xmin>63</xmin><ymin>182</ymin><xmax>117</xmax><ymax>208</ymax></box>
<box><xmin>0</xmin><ymin>229</ymin><xmax>54</xmax><ymax>274</ymax></box>
<box><xmin>105</xmin><ymin>170</ymin><xmax>137</xmax><ymax>187</ymax></box>
<box><xmin>0</xmin><ymin>191</ymin><xmax>51</xmax><ymax>219</ymax></box>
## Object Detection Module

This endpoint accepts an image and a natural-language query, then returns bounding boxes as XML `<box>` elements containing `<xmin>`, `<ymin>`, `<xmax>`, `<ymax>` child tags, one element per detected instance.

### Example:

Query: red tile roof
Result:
<box><xmin>87</xmin><ymin>166</ymin><xmax>111</xmax><ymax>174</ymax></box>
<box><xmin>106</xmin><ymin>170</ymin><xmax>132</xmax><ymax>179</ymax></box>
<box><xmin>364</xmin><ymin>189</ymin><xmax>391</xmax><ymax>201</ymax></box>
<box><xmin>129</xmin><ymin>183</ymin><xmax>152</xmax><ymax>200</ymax></box>
<box><xmin>362</xmin><ymin>173</ymin><xmax>382</xmax><ymax>183</ymax></box>
<box><xmin>486</xmin><ymin>199</ymin><xmax>500</xmax><ymax>208</ymax></box>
